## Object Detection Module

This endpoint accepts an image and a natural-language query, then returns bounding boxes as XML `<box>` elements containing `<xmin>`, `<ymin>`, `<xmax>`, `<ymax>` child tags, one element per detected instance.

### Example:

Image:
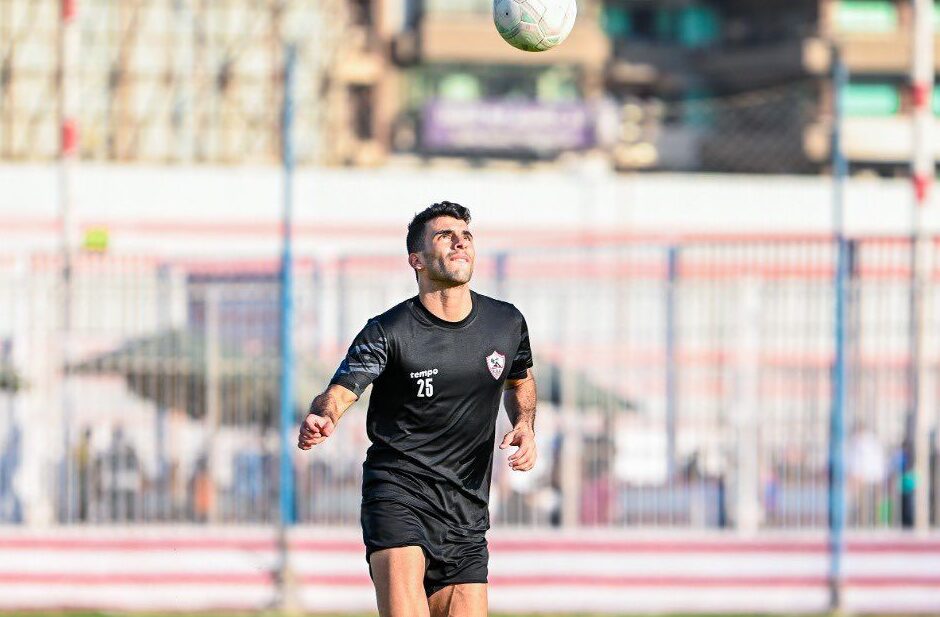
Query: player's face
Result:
<box><xmin>418</xmin><ymin>216</ymin><xmax>475</xmax><ymax>285</ymax></box>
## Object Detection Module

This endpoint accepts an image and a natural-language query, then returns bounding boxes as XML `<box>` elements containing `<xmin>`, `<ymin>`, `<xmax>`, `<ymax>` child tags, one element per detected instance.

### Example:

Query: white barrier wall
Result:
<box><xmin>0</xmin><ymin>527</ymin><xmax>938</xmax><ymax>614</ymax></box>
<box><xmin>2</xmin><ymin>164</ymin><xmax>940</xmax><ymax>259</ymax></box>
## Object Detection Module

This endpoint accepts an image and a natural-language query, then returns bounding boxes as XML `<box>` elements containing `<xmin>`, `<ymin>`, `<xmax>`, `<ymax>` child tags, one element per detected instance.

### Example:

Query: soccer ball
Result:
<box><xmin>493</xmin><ymin>0</ymin><xmax>578</xmax><ymax>52</ymax></box>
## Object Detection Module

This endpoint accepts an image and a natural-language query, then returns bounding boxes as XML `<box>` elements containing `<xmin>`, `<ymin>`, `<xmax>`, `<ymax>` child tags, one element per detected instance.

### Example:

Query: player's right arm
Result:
<box><xmin>297</xmin><ymin>384</ymin><xmax>358</xmax><ymax>450</ymax></box>
<box><xmin>297</xmin><ymin>317</ymin><xmax>389</xmax><ymax>450</ymax></box>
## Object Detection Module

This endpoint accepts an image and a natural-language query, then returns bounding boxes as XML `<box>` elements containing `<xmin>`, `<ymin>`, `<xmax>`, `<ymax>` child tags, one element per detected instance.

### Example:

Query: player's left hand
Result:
<box><xmin>499</xmin><ymin>427</ymin><xmax>536</xmax><ymax>471</ymax></box>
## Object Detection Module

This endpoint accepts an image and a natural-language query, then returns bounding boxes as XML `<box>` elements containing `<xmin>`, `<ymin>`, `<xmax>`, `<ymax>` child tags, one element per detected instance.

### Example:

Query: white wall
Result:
<box><xmin>2</xmin><ymin>164</ymin><xmax>938</xmax><ymax>259</ymax></box>
<box><xmin>0</xmin><ymin>527</ymin><xmax>938</xmax><ymax>614</ymax></box>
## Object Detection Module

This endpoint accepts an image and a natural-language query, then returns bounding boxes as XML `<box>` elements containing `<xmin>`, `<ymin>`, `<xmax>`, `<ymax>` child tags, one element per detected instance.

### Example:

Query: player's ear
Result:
<box><xmin>409</xmin><ymin>252</ymin><xmax>424</xmax><ymax>271</ymax></box>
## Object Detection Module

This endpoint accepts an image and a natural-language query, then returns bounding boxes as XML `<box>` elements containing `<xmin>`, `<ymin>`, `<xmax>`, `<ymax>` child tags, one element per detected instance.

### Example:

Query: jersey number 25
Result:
<box><xmin>416</xmin><ymin>378</ymin><xmax>434</xmax><ymax>398</ymax></box>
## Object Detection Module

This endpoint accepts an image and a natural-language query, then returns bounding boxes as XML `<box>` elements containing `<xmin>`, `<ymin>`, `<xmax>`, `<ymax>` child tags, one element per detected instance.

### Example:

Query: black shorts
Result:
<box><xmin>361</xmin><ymin>497</ymin><xmax>489</xmax><ymax>596</ymax></box>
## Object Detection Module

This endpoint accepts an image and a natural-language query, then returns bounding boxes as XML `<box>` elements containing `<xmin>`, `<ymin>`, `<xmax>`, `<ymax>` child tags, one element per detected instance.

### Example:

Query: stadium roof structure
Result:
<box><xmin>68</xmin><ymin>329</ymin><xmax>637</xmax><ymax>424</ymax></box>
<box><xmin>67</xmin><ymin>329</ymin><xmax>333</xmax><ymax>426</ymax></box>
<box><xmin>534</xmin><ymin>362</ymin><xmax>638</xmax><ymax>413</ymax></box>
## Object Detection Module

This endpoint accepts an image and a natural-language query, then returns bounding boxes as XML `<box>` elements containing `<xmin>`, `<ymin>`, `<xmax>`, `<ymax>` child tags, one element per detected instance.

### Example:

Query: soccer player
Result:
<box><xmin>297</xmin><ymin>201</ymin><xmax>537</xmax><ymax>617</ymax></box>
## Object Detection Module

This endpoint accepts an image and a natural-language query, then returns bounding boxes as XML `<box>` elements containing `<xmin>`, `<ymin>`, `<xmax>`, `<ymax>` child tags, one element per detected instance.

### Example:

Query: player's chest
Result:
<box><xmin>394</xmin><ymin>330</ymin><xmax>517</xmax><ymax>399</ymax></box>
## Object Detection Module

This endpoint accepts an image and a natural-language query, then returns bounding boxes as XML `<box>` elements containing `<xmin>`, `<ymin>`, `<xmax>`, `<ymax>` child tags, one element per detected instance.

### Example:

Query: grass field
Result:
<box><xmin>0</xmin><ymin>613</ymin><xmax>663</xmax><ymax>616</ymax></box>
<box><xmin>0</xmin><ymin>611</ymin><xmax>692</xmax><ymax>617</ymax></box>
<box><xmin>0</xmin><ymin>611</ymin><xmax>844</xmax><ymax>617</ymax></box>
<box><xmin>0</xmin><ymin>613</ymin><xmax>917</xmax><ymax>617</ymax></box>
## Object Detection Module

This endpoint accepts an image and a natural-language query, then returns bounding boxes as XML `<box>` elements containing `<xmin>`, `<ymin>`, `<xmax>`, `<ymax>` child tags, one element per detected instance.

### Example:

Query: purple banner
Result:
<box><xmin>421</xmin><ymin>100</ymin><xmax>595</xmax><ymax>154</ymax></box>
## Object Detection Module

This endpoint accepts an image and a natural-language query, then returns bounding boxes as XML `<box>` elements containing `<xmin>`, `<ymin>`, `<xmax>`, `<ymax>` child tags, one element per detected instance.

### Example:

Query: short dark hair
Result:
<box><xmin>406</xmin><ymin>201</ymin><xmax>471</xmax><ymax>254</ymax></box>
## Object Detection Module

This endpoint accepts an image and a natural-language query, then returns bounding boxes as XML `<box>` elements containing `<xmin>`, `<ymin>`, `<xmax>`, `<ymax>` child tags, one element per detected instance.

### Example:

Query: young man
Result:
<box><xmin>297</xmin><ymin>201</ymin><xmax>537</xmax><ymax>617</ymax></box>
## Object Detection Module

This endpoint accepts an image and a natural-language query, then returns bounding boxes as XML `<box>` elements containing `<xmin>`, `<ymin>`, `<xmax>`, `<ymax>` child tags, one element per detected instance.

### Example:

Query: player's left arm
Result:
<box><xmin>500</xmin><ymin>368</ymin><xmax>537</xmax><ymax>471</ymax></box>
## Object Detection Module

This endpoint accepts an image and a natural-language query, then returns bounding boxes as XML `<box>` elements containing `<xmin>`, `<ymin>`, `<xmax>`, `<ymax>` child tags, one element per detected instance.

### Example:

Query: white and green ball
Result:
<box><xmin>493</xmin><ymin>0</ymin><xmax>578</xmax><ymax>52</ymax></box>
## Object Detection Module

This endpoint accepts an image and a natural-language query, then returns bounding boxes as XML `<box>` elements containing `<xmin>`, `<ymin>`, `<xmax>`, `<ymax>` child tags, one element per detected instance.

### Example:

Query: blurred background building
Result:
<box><xmin>2</xmin><ymin>0</ymin><xmax>939</xmax><ymax>172</ymax></box>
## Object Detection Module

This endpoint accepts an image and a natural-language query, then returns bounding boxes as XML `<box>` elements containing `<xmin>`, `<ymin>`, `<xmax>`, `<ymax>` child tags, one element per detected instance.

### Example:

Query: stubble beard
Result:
<box><xmin>426</xmin><ymin>255</ymin><xmax>473</xmax><ymax>287</ymax></box>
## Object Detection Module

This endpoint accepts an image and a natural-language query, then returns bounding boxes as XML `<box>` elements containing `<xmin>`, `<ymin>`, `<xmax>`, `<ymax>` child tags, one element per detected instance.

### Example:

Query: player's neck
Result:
<box><xmin>417</xmin><ymin>285</ymin><xmax>473</xmax><ymax>322</ymax></box>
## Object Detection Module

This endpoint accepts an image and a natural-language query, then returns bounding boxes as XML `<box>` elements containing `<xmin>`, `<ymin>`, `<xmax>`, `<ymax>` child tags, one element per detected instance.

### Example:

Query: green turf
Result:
<box><xmin>0</xmin><ymin>613</ymin><xmax>929</xmax><ymax>617</ymax></box>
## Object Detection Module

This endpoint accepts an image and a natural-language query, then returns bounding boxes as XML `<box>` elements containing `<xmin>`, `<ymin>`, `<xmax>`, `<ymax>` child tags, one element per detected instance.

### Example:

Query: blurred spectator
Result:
<box><xmin>0</xmin><ymin>420</ymin><xmax>22</xmax><ymax>523</ymax></box>
<box><xmin>580</xmin><ymin>432</ymin><xmax>614</xmax><ymax>526</ymax></box>
<box><xmin>547</xmin><ymin>431</ymin><xmax>563</xmax><ymax>527</ymax></box>
<box><xmin>761</xmin><ymin>465</ymin><xmax>780</xmax><ymax>523</ymax></box>
<box><xmin>166</xmin><ymin>460</ymin><xmax>185</xmax><ymax>520</ymax></box>
<box><xmin>847</xmin><ymin>424</ymin><xmax>886</xmax><ymax>526</ymax></box>
<box><xmin>896</xmin><ymin>439</ymin><xmax>915</xmax><ymax>528</ymax></box>
<box><xmin>580</xmin><ymin>457</ymin><xmax>612</xmax><ymax>526</ymax></box>
<box><xmin>74</xmin><ymin>427</ymin><xmax>92</xmax><ymax>522</ymax></box>
<box><xmin>848</xmin><ymin>425</ymin><xmax>887</xmax><ymax>484</ymax></box>
<box><xmin>190</xmin><ymin>455</ymin><xmax>214</xmax><ymax>523</ymax></box>
<box><xmin>95</xmin><ymin>426</ymin><xmax>142</xmax><ymax>522</ymax></box>
<box><xmin>232</xmin><ymin>452</ymin><xmax>267</xmax><ymax>522</ymax></box>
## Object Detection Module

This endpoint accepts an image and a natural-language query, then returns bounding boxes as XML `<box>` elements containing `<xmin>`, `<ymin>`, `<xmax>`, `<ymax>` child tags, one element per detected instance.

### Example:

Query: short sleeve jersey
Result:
<box><xmin>329</xmin><ymin>290</ymin><xmax>533</xmax><ymax>527</ymax></box>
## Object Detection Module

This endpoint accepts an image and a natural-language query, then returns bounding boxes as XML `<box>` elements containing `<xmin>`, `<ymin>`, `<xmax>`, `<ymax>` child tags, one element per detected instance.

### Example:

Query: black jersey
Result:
<box><xmin>329</xmin><ymin>290</ymin><xmax>532</xmax><ymax>527</ymax></box>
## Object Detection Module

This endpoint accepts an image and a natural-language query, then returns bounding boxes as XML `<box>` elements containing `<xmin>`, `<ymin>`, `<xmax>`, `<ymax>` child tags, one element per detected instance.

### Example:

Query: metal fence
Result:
<box><xmin>0</xmin><ymin>237</ymin><xmax>937</xmax><ymax>529</ymax></box>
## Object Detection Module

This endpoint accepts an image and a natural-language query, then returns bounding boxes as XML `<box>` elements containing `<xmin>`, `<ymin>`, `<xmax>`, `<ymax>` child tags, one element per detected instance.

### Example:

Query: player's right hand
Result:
<box><xmin>297</xmin><ymin>414</ymin><xmax>334</xmax><ymax>450</ymax></box>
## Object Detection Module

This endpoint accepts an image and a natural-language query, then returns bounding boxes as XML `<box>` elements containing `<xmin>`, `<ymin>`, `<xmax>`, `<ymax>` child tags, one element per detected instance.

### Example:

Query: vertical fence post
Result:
<box><xmin>733</xmin><ymin>279</ymin><xmax>762</xmax><ymax>533</ymax></box>
<box><xmin>558</xmin><ymin>292</ymin><xmax>580</xmax><ymax>528</ymax></box>
<box><xmin>204</xmin><ymin>286</ymin><xmax>221</xmax><ymax>522</ymax></box>
<box><xmin>665</xmin><ymin>245</ymin><xmax>679</xmax><ymax>483</ymax></box>
<box><xmin>909</xmin><ymin>0</ymin><xmax>936</xmax><ymax>533</ymax></box>
<box><xmin>829</xmin><ymin>46</ymin><xmax>849</xmax><ymax>614</ymax></box>
<box><xmin>279</xmin><ymin>43</ymin><xmax>297</xmax><ymax>529</ymax></box>
<box><xmin>58</xmin><ymin>0</ymin><xmax>80</xmax><ymax>526</ymax></box>
<box><xmin>276</xmin><ymin>43</ymin><xmax>298</xmax><ymax>612</ymax></box>
<box><xmin>337</xmin><ymin>256</ymin><xmax>348</xmax><ymax>347</ymax></box>
<box><xmin>495</xmin><ymin>252</ymin><xmax>508</xmax><ymax>300</ymax></box>
<box><xmin>155</xmin><ymin>264</ymin><xmax>171</xmax><ymax>520</ymax></box>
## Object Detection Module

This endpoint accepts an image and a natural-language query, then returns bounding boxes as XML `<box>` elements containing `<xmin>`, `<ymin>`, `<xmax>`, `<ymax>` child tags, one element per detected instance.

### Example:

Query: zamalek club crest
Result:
<box><xmin>486</xmin><ymin>350</ymin><xmax>505</xmax><ymax>379</ymax></box>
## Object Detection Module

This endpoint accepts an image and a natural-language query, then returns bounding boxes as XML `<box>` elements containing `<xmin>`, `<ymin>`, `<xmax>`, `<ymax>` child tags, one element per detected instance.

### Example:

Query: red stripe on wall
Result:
<box><xmin>0</xmin><ymin>217</ymin><xmax>881</xmax><ymax>244</ymax></box>
<box><xmin>0</xmin><ymin>538</ymin><xmax>277</xmax><ymax>551</ymax></box>
<box><xmin>0</xmin><ymin>573</ymin><xmax>272</xmax><ymax>585</ymax></box>
<box><xmin>489</xmin><ymin>575</ymin><xmax>829</xmax><ymax>587</ymax></box>
<box><xmin>290</xmin><ymin>539</ymin><xmax>366</xmax><ymax>552</ymax></box>
<box><xmin>4</xmin><ymin>536</ymin><xmax>940</xmax><ymax>554</ymax></box>
<box><xmin>486</xmin><ymin>539</ymin><xmax>828</xmax><ymax>553</ymax></box>
<box><xmin>487</xmin><ymin>575</ymin><xmax>940</xmax><ymax>588</ymax></box>
<box><xmin>2</xmin><ymin>572</ymin><xmax>937</xmax><ymax>589</ymax></box>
